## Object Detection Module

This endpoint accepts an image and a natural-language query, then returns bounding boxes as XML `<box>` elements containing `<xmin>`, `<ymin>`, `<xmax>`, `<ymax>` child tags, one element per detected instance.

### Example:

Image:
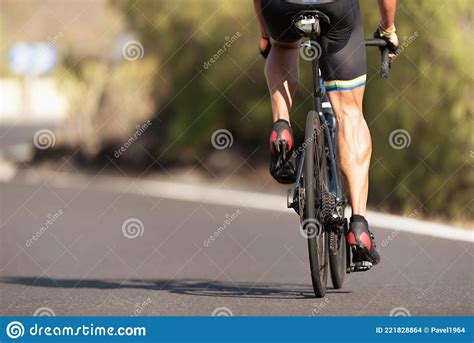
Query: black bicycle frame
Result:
<box><xmin>293</xmin><ymin>41</ymin><xmax>343</xmax><ymax>211</ymax></box>
<box><xmin>312</xmin><ymin>55</ymin><xmax>342</xmax><ymax>202</ymax></box>
<box><xmin>291</xmin><ymin>10</ymin><xmax>350</xmax><ymax>220</ymax></box>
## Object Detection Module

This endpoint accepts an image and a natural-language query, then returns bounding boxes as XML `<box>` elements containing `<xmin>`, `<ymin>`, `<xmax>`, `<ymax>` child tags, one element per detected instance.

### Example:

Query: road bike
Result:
<box><xmin>286</xmin><ymin>10</ymin><xmax>391</xmax><ymax>298</ymax></box>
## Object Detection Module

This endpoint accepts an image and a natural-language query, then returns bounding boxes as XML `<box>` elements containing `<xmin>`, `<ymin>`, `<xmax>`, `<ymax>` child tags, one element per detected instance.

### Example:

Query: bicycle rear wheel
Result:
<box><xmin>329</xmin><ymin>228</ymin><xmax>346</xmax><ymax>289</ymax></box>
<box><xmin>303</xmin><ymin>110</ymin><xmax>329</xmax><ymax>298</ymax></box>
<box><xmin>329</xmin><ymin>149</ymin><xmax>348</xmax><ymax>289</ymax></box>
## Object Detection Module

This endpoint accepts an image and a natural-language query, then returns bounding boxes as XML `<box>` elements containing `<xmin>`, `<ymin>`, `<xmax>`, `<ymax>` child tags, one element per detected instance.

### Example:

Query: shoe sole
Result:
<box><xmin>350</xmin><ymin>244</ymin><xmax>380</xmax><ymax>266</ymax></box>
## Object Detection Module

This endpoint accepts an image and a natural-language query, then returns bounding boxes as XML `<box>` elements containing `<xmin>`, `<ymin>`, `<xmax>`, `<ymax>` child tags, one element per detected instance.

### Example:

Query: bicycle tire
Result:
<box><xmin>329</xmin><ymin>146</ymin><xmax>347</xmax><ymax>289</ymax></box>
<box><xmin>303</xmin><ymin>110</ymin><xmax>329</xmax><ymax>298</ymax></box>
<box><xmin>329</xmin><ymin>229</ymin><xmax>346</xmax><ymax>289</ymax></box>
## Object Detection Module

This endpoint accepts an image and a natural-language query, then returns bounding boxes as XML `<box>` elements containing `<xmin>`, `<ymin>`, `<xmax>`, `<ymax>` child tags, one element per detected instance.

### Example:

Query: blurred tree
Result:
<box><xmin>115</xmin><ymin>0</ymin><xmax>472</xmax><ymax>220</ymax></box>
<box><xmin>360</xmin><ymin>0</ymin><xmax>473</xmax><ymax>219</ymax></box>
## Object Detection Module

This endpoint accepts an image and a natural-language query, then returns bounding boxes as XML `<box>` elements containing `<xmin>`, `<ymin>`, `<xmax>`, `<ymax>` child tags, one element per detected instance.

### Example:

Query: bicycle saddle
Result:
<box><xmin>293</xmin><ymin>10</ymin><xmax>330</xmax><ymax>38</ymax></box>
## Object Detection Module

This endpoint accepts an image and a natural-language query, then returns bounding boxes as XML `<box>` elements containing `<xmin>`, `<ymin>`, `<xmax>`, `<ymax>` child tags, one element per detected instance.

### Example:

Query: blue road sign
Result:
<box><xmin>9</xmin><ymin>42</ymin><xmax>57</xmax><ymax>76</ymax></box>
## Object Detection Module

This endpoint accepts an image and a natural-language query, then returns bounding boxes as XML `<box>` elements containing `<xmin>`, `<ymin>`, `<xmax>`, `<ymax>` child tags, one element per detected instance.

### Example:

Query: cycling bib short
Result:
<box><xmin>259</xmin><ymin>0</ymin><xmax>367</xmax><ymax>91</ymax></box>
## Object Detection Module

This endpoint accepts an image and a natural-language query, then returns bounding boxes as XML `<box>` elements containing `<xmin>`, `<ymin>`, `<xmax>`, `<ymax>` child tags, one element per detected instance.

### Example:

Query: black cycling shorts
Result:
<box><xmin>259</xmin><ymin>0</ymin><xmax>367</xmax><ymax>91</ymax></box>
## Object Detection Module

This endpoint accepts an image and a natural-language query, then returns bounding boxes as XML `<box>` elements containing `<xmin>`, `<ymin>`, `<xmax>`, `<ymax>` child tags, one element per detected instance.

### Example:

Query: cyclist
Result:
<box><xmin>254</xmin><ymin>0</ymin><xmax>399</xmax><ymax>266</ymax></box>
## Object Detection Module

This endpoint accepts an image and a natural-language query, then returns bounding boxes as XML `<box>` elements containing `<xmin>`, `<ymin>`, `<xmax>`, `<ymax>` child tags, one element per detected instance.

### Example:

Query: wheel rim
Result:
<box><xmin>313</xmin><ymin>114</ymin><xmax>329</xmax><ymax>287</ymax></box>
<box><xmin>317</xmin><ymin>227</ymin><xmax>328</xmax><ymax>284</ymax></box>
<box><xmin>303</xmin><ymin>110</ymin><xmax>329</xmax><ymax>297</ymax></box>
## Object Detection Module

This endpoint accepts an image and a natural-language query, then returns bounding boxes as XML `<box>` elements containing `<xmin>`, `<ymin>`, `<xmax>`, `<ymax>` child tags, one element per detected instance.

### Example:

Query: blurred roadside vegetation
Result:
<box><xmin>1</xmin><ymin>0</ymin><xmax>472</xmax><ymax>222</ymax></box>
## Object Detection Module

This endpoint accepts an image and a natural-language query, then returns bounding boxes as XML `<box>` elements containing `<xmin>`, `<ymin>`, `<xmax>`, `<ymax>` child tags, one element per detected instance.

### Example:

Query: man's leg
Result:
<box><xmin>327</xmin><ymin>86</ymin><xmax>371</xmax><ymax>216</ymax></box>
<box><xmin>264</xmin><ymin>40</ymin><xmax>300</xmax><ymax>184</ymax></box>
<box><xmin>327</xmin><ymin>86</ymin><xmax>380</xmax><ymax>265</ymax></box>
<box><xmin>264</xmin><ymin>40</ymin><xmax>300</xmax><ymax>123</ymax></box>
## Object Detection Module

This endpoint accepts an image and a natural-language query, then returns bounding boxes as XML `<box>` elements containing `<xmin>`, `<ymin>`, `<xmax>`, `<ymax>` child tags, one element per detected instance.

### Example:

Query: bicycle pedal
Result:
<box><xmin>347</xmin><ymin>261</ymin><xmax>372</xmax><ymax>273</ymax></box>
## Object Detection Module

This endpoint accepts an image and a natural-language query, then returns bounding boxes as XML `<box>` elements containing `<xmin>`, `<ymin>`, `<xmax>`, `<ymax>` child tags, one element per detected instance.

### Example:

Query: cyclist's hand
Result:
<box><xmin>259</xmin><ymin>37</ymin><xmax>272</xmax><ymax>59</ymax></box>
<box><xmin>374</xmin><ymin>26</ymin><xmax>399</xmax><ymax>60</ymax></box>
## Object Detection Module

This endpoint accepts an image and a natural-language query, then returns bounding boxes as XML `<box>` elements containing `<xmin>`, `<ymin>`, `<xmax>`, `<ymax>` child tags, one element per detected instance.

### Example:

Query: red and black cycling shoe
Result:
<box><xmin>347</xmin><ymin>215</ymin><xmax>381</xmax><ymax>266</ymax></box>
<box><xmin>269</xmin><ymin>119</ymin><xmax>296</xmax><ymax>184</ymax></box>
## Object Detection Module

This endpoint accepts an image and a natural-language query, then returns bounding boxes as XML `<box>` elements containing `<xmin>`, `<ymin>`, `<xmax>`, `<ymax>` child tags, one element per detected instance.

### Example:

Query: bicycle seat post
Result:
<box><xmin>294</xmin><ymin>11</ymin><xmax>330</xmax><ymax>109</ymax></box>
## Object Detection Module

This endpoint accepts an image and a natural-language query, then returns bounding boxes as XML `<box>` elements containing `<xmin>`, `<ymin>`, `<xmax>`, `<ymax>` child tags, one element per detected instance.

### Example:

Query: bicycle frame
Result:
<box><xmin>288</xmin><ymin>12</ymin><xmax>392</xmax><ymax>288</ymax></box>
<box><xmin>291</xmin><ymin>11</ymin><xmax>391</xmax><ymax>218</ymax></box>
<box><xmin>312</xmin><ymin>54</ymin><xmax>345</xmax><ymax>207</ymax></box>
<box><xmin>291</xmin><ymin>42</ymin><xmax>346</xmax><ymax>222</ymax></box>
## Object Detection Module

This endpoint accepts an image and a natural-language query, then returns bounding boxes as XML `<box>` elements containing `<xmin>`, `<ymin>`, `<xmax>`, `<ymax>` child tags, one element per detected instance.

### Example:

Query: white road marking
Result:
<box><xmin>0</xmin><ymin>161</ymin><xmax>17</xmax><ymax>182</ymax></box>
<box><xmin>11</xmin><ymin>170</ymin><xmax>474</xmax><ymax>243</ymax></box>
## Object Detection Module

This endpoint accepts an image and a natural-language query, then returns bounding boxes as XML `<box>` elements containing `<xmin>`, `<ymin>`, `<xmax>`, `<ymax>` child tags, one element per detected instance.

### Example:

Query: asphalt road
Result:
<box><xmin>1</xmin><ymin>174</ymin><xmax>472</xmax><ymax>316</ymax></box>
<box><xmin>0</xmin><ymin>123</ymin><xmax>59</xmax><ymax>148</ymax></box>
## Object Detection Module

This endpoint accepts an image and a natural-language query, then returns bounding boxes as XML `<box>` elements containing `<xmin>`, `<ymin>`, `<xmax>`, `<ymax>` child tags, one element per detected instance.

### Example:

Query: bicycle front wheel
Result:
<box><xmin>303</xmin><ymin>110</ymin><xmax>329</xmax><ymax>298</ymax></box>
